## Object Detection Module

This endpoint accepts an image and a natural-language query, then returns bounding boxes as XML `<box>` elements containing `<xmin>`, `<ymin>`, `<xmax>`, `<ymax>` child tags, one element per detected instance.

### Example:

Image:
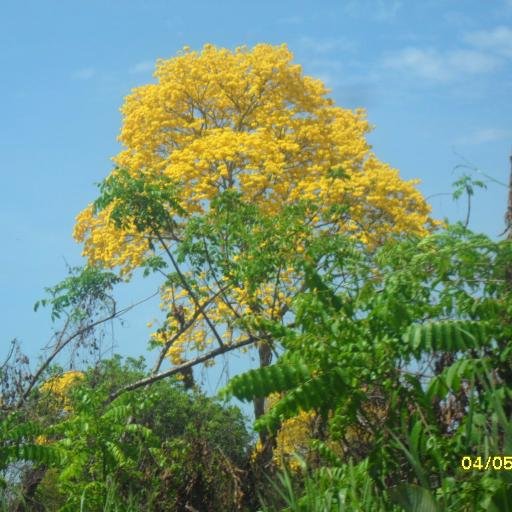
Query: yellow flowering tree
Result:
<box><xmin>40</xmin><ymin>371</ymin><xmax>84</xmax><ymax>403</ymax></box>
<box><xmin>73</xmin><ymin>44</ymin><xmax>435</xmax><ymax>446</ymax></box>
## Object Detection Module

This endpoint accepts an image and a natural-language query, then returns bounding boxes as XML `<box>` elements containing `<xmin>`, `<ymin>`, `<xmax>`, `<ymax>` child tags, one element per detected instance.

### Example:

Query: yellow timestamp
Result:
<box><xmin>461</xmin><ymin>456</ymin><xmax>512</xmax><ymax>471</ymax></box>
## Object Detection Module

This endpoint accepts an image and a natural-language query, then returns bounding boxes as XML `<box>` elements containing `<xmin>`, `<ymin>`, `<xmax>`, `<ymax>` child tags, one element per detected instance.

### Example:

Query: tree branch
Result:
<box><xmin>109</xmin><ymin>336</ymin><xmax>258</xmax><ymax>402</ymax></box>
<box><xmin>151</xmin><ymin>285</ymin><xmax>230</xmax><ymax>374</ymax></box>
<box><xmin>17</xmin><ymin>290</ymin><xmax>159</xmax><ymax>408</ymax></box>
<box><xmin>201</xmin><ymin>236</ymin><xmax>242</xmax><ymax>321</ymax></box>
<box><xmin>0</xmin><ymin>339</ymin><xmax>17</xmax><ymax>371</ymax></box>
<box><xmin>154</xmin><ymin>229</ymin><xmax>226</xmax><ymax>349</ymax></box>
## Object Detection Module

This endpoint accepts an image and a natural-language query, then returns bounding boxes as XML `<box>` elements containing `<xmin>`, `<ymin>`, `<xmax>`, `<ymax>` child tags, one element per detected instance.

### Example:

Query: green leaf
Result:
<box><xmin>390</xmin><ymin>484</ymin><xmax>441</xmax><ymax>512</ymax></box>
<box><xmin>403</xmin><ymin>321</ymin><xmax>488</xmax><ymax>357</ymax></box>
<box><xmin>222</xmin><ymin>362</ymin><xmax>310</xmax><ymax>401</ymax></box>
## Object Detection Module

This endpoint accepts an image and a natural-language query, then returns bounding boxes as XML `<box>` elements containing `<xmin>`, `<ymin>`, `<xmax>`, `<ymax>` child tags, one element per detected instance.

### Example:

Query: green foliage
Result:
<box><xmin>255</xmin><ymin>369</ymin><xmax>347</xmax><ymax>432</ymax></box>
<box><xmin>178</xmin><ymin>189</ymin><xmax>316</xmax><ymax>296</ymax></box>
<box><xmin>7</xmin><ymin>150</ymin><xmax>512</xmax><ymax>510</ymax></box>
<box><xmin>427</xmin><ymin>357</ymin><xmax>487</xmax><ymax>400</ymax></box>
<box><xmin>390</xmin><ymin>484</ymin><xmax>440</xmax><ymax>512</ymax></box>
<box><xmin>223</xmin><ymin>363</ymin><xmax>311</xmax><ymax>401</ymax></box>
<box><xmin>141</xmin><ymin>254</ymin><xmax>168</xmax><ymax>277</ymax></box>
<box><xmin>20</xmin><ymin>356</ymin><xmax>251</xmax><ymax>511</ymax></box>
<box><xmin>0</xmin><ymin>413</ymin><xmax>62</xmax><ymax>486</ymax></box>
<box><xmin>93</xmin><ymin>167</ymin><xmax>186</xmax><ymax>233</ymax></box>
<box><xmin>1</xmin><ymin>355</ymin><xmax>251</xmax><ymax>511</ymax></box>
<box><xmin>34</xmin><ymin>265</ymin><xmax>120</xmax><ymax>321</ymax></box>
<box><xmin>222</xmin><ymin>217</ymin><xmax>512</xmax><ymax>510</ymax></box>
<box><xmin>403</xmin><ymin>320</ymin><xmax>489</xmax><ymax>357</ymax></box>
<box><xmin>259</xmin><ymin>457</ymin><xmax>394</xmax><ymax>511</ymax></box>
<box><xmin>452</xmin><ymin>173</ymin><xmax>487</xmax><ymax>201</ymax></box>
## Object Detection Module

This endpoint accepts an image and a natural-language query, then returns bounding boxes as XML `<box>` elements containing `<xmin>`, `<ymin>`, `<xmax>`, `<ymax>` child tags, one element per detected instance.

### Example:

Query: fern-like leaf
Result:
<box><xmin>105</xmin><ymin>441</ymin><xmax>133</xmax><ymax>469</ymax></box>
<box><xmin>222</xmin><ymin>363</ymin><xmax>310</xmax><ymax>401</ymax></box>
<box><xmin>310</xmin><ymin>439</ymin><xmax>343</xmax><ymax>467</ymax></box>
<box><xmin>427</xmin><ymin>358</ymin><xmax>487</xmax><ymax>400</ymax></box>
<box><xmin>1</xmin><ymin>443</ymin><xmax>62</xmax><ymax>465</ymax></box>
<box><xmin>403</xmin><ymin>320</ymin><xmax>488</xmax><ymax>358</ymax></box>
<box><xmin>255</xmin><ymin>368</ymin><xmax>347</xmax><ymax>432</ymax></box>
<box><xmin>100</xmin><ymin>404</ymin><xmax>132</xmax><ymax>423</ymax></box>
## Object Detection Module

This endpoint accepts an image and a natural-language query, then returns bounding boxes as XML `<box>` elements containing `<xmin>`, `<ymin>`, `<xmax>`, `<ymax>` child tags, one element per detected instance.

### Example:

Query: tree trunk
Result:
<box><xmin>505</xmin><ymin>151</ymin><xmax>512</xmax><ymax>242</ymax></box>
<box><xmin>253</xmin><ymin>339</ymin><xmax>276</xmax><ymax>470</ymax></box>
<box><xmin>14</xmin><ymin>465</ymin><xmax>46</xmax><ymax>512</ymax></box>
<box><xmin>498</xmin><ymin>150</ymin><xmax>512</xmax><ymax>418</ymax></box>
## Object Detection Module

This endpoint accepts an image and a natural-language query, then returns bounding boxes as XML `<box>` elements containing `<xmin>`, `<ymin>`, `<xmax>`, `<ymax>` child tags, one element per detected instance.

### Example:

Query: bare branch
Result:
<box><xmin>17</xmin><ymin>290</ymin><xmax>159</xmax><ymax>408</ymax></box>
<box><xmin>0</xmin><ymin>339</ymin><xmax>17</xmax><ymax>371</ymax></box>
<box><xmin>109</xmin><ymin>336</ymin><xmax>258</xmax><ymax>402</ymax></box>
<box><xmin>151</xmin><ymin>285</ymin><xmax>230</xmax><ymax>374</ymax></box>
<box><xmin>154</xmin><ymin>230</ymin><xmax>226</xmax><ymax>349</ymax></box>
<box><xmin>201</xmin><ymin>235</ymin><xmax>242</xmax><ymax>320</ymax></box>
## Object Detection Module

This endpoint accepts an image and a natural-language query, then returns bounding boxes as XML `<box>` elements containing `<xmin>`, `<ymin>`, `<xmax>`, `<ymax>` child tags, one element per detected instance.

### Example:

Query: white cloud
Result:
<box><xmin>129</xmin><ymin>60</ymin><xmax>154</xmax><ymax>74</ymax></box>
<box><xmin>374</xmin><ymin>0</ymin><xmax>402</xmax><ymax>20</ymax></box>
<box><xmin>443</xmin><ymin>10</ymin><xmax>476</xmax><ymax>28</ymax></box>
<box><xmin>383</xmin><ymin>47</ymin><xmax>500</xmax><ymax>82</ymax></box>
<box><xmin>450</xmin><ymin>49</ymin><xmax>501</xmax><ymax>73</ymax></box>
<box><xmin>299</xmin><ymin>36</ymin><xmax>355</xmax><ymax>54</ymax></box>
<box><xmin>344</xmin><ymin>0</ymin><xmax>402</xmax><ymax>21</ymax></box>
<box><xmin>464</xmin><ymin>26</ymin><xmax>512</xmax><ymax>58</ymax></box>
<box><xmin>71</xmin><ymin>67</ymin><xmax>96</xmax><ymax>80</ymax></box>
<box><xmin>455</xmin><ymin>128</ymin><xmax>512</xmax><ymax>145</ymax></box>
<box><xmin>314</xmin><ymin>71</ymin><xmax>336</xmax><ymax>88</ymax></box>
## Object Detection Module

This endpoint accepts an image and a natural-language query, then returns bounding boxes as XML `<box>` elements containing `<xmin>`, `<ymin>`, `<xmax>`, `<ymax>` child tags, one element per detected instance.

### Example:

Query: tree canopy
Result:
<box><xmin>73</xmin><ymin>43</ymin><xmax>435</xmax><ymax>378</ymax></box>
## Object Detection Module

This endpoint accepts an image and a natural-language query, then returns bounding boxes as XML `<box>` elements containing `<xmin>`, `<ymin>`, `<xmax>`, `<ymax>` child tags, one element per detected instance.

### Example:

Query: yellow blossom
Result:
<box><xmin>40</xmin><ymin>371</ymin><xmax>84</xmax><ymax>411</ymax></box>
<box><xmin>73</xmin><ymin>44</ymin><xmax>436</xmax><ymax>365</ymax></box>
<box><xmin>40</xmin><ymin>371</ymin><xmax>84</xmax><ymax>396</ymax></box>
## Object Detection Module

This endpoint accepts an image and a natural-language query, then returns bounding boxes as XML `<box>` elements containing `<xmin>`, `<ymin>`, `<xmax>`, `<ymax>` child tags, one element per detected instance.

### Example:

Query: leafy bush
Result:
<box><xmin>3</xmin><ymin>356</ymin><xmax>251</xmax><ymax>511</ymax></box>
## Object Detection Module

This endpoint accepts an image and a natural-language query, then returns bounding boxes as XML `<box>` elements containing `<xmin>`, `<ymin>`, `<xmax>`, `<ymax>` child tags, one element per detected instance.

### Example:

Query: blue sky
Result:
<box><xmin>2</xmin><ymin>0</ymin><xmax>511</xmax><ymax>393</ymax></box>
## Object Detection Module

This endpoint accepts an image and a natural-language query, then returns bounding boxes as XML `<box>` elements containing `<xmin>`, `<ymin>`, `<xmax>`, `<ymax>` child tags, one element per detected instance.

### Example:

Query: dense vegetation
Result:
<box><xmin>1</xmin><ymin>44</ymin><xmax>511</xmax><ymax>510</ymax></box>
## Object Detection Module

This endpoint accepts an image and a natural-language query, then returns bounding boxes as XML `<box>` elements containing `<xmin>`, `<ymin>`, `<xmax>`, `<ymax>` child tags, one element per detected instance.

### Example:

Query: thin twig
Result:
<box><xmin>154</xmin><ymin>230</ymin><xmax>225</xmax><ymax>349</ymax></box>
<box><xmin>0</xmin><ymin>339</ymin><xmax>17</xmax><ymax>371</ymax></box>
<box><xmin>151</xmin><ymin>285</ymin><xmax>230</xmax><ymax>374</ymax></box>
<box><xmin>17</xmin><ymin>290</ymin><xmax>159</xmax><ymax>408</ymax></box>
